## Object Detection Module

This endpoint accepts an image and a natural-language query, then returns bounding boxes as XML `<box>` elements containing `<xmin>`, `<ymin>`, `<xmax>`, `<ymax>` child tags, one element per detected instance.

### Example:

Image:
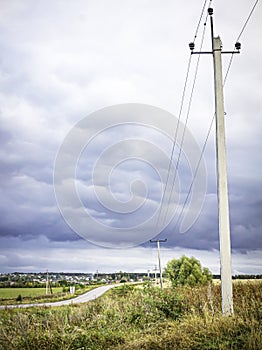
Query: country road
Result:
<box><xmin>0</xmin><ymin>284</ymin><xmax>121</xmax><ymax>309</ymax></box>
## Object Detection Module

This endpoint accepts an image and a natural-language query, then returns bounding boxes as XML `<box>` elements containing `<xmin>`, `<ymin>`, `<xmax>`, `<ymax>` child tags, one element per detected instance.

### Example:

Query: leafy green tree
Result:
<box><xmin>165</xmin><ymin>256</ymin><xmax>213</xmax><ymax>287</ymax></box>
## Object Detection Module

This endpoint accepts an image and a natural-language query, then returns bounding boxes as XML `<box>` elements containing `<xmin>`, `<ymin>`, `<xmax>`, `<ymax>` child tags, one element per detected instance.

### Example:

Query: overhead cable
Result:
<box><xmin>156</xmin><ymin>0</ymin><xmax>213</xmax><ymax>231</ymax></box>
<box><xmin>176</xmin><ymin>0</ymin><xmax>259</xmax><ymax>230</ymax></box>
<box><xmin>224</xmin><ymin>0</ymin><xmax>259</xmax><ymax>84</ymax></box>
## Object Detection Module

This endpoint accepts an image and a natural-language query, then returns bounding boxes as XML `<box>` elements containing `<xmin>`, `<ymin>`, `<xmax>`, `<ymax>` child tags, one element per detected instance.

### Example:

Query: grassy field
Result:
<box><xmin>0</xmin><ymin>287</ymin><xmax>63</xmax><ymax>299</ymax></box>
<box><xmin>0</xmin><ymin>286</ymin><xmax>100</xmax><ymax>305</ymax></box>
<box><xmin>0</xmin><ymin>280</ymin><xmax>261</xmax><ymax>349</ymax></box>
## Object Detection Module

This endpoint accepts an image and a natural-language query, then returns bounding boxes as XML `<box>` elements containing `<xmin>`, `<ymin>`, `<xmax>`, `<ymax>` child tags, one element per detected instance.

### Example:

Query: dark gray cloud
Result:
<box><xmin>0</xmin><ymin>0</ymin><xmax>261</xmax><ymax>272</ymax></box>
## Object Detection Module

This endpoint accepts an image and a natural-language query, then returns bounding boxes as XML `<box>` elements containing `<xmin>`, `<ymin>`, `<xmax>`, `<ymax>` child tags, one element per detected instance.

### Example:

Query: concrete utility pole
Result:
<box><xmin>153</xmin><ymin>265</ymin><xmax>158</xmax><ymax>285</ymax></box>
<box><xmin>189</xmin><ymin>8</ymin><xmax>241</xmax><ymax>316</ymax></box>
<box><xmin>46</xmin><ymin>269</ymin><xmax>49</xmax><ymax>295</ymax></box>
<box><xmin>212</xmin><ymin>35</ymin><xmax>234</xmax><ymax>316</ymax></box>
<box><xmin>150</xmin><ymin>239</ymin><xmax>167</xmax><ymax>289</ymax></box>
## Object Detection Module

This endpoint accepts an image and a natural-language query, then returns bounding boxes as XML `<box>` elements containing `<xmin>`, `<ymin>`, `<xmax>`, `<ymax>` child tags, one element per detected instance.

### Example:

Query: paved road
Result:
<box><xmin>0</xmin><ymin>284</ymin><xmax>121</xmax><ymax>309</ymax></box>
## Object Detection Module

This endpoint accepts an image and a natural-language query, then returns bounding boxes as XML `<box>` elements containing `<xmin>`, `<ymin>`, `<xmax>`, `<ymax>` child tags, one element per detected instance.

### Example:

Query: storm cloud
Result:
<box><xmin>0</xmin><ymin>0</ymin><xmax>261</xmax><ymax>273</ymax></box>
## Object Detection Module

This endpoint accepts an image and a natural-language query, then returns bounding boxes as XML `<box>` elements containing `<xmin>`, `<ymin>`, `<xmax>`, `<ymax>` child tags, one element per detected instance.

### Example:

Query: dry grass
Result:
<box><xmin>0</xmin><ymin>281</ymin><xmax>261</xmax><ymax>350</ymax></box>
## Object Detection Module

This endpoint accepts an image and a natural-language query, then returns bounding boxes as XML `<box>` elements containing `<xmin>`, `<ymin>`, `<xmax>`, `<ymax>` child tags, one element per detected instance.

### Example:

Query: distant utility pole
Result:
<box><xmin>46</xmin><ymin>269</ymin><xmax>52</xmax><ymax>295</ymax></box>
<box><xmin>150</xmin><ymin>239</ymin><xmax>167</xmax><ymax>289</ymax></box>
<box><xmin>189</xmin><ymin>7</ymin><xmax>241</xmax><ymax>316</ymax></box>
<box><xmin>46</xmin><ymin>270</ymin><xmax>49</xmax><ymax>295</ymax></box>
<box><xmin>153</xmin><ymin>265</ymin><xmax>158</xmax><ymax>285</ymax></box>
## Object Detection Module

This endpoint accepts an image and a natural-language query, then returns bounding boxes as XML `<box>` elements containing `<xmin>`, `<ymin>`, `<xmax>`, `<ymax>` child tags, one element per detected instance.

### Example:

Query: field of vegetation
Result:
<box><xmin>0</xmin><ymin>285</ymin><xmax>99</xmax><ymax>305</ymax></box>
<box><xmin>0</xmin><ymin>280</ymin><xmax>261</xmax><ymax>349</ymax></box>
<box><xmin>0</xmin><ymin>287</ymin><xmax>63</xmax><ymax>299</ymax></box>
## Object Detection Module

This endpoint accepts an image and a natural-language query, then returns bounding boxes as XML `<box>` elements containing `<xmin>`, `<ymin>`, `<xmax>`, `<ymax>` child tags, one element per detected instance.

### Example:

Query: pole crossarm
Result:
<box><xmin>150</xmin><ymin>239</ymin><xmax>167</xmax><ymax>243</ymax></box>
<box><xmin>191</xmin><ymin>51</ymin><xmax>240</xmax><ymax>55</ymax></box>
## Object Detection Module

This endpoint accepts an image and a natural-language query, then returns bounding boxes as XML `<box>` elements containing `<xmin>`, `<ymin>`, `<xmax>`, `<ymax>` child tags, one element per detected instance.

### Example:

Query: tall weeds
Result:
<box><xmin>0</xmin><ymin>281</ymin><xmax>261</xmax><ymax>349</ymax></box>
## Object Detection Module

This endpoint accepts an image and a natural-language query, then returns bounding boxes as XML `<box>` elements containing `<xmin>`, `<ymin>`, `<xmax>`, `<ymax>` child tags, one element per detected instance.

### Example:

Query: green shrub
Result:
<box><xmin>143</xmin><ymin>286</ymin><xmax>184</xmax><ymax>320</ymax></box>
<box><xmin>165</xmin><ymin>256</ymin><xmax>213</xmax><ymax>287</ymax></box>
<box><xmin>16</xmin><ymin>294</ymin><xmax>22</xmax><ymax>302</ymax></box>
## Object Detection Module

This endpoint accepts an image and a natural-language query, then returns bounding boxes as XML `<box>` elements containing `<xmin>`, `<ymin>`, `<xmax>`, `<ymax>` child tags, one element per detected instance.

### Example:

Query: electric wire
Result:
<box><xmin>193</xmin><ymin>0</ymin><xmax>209</xmax><ymax>41</ymax></box>
<box><xmin>155</xmin><ymin>53</ymin><xmax>191</xmax><ymax>226</ymax></box>
<box><xmin>174</xmin><ymin>113</ymin><xmax>215</xmax><ymax>231</ymax></box>
<box><xmin>156</xmin><ymin>0</ymin><xmax>212</xmax><ymax>232</ymax></box>
<box><xmin>224</xmin><ymin>0</ymin><xmax>259</xmax><ymax>84</ymax></box>
<box><xmin>175</xmin><ymin>0</ymin><xmax>259</xmax><ymax>230</ymax></box>
<box><xmin>161</xmin><ymin>7</ymin><xmax>211</xmax><ymax>227</ymax></box>
<box><xmin>236</xmin><ymin>0</ymin><xmax>259</xmax><ymax>42</ymax></box>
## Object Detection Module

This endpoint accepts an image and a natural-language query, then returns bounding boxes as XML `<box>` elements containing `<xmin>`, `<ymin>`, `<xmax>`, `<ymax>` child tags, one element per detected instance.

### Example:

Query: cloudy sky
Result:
<box><xmin>0</xmin><ymin>0</ymin><xmax>261</xmax><ymax>274</ymax></box>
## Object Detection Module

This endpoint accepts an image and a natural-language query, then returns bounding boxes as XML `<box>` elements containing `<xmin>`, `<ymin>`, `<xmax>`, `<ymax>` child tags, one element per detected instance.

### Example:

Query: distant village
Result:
<box><xmin>0</xmin><ymin>271</ymin><xmax>261</xmax><ymax>288</ymax></box>
<box><xmin>0</xmin><ymin>271</ymin><xmax>155</xmax><ymax>288</ymax></box>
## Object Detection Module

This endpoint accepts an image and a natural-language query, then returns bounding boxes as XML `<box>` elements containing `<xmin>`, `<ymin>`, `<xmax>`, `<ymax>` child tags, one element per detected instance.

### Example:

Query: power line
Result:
<box><xmin>193</xmin><ymin>0</ymin><xmax>209</xmax><ymax>41</ymax></box>
<box><xmin>174</xmin><ymin>113</ymin><xmax>215</xmax><ymax>230</ymax></box>
<box><xmin>156</xmin><ymin>53</ymin><xmax>192</xmax><ymax>227</ymax></box>
<box><xmin>175</xmin><ymin>1</ymin><xmax>259</xmax><ymax>232</ymax></box>
<box><xmin>224</xmin><ymin>0</ymin><xmax>259</xmax><ymax>84</ymax></box>
<box><xmin>156</xmin><ymin>0</ymin><xmax>212</xmax><ymax>231</ymax></box>
<box><xmin>161</xmin><ymin>6</ymin><xmax>211</xmax><ymax>227</ymax></box>
<box><xmin>236</xmin><ymin>0</ymin><xmax>259</xmax><ymax>42</ymax></box>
